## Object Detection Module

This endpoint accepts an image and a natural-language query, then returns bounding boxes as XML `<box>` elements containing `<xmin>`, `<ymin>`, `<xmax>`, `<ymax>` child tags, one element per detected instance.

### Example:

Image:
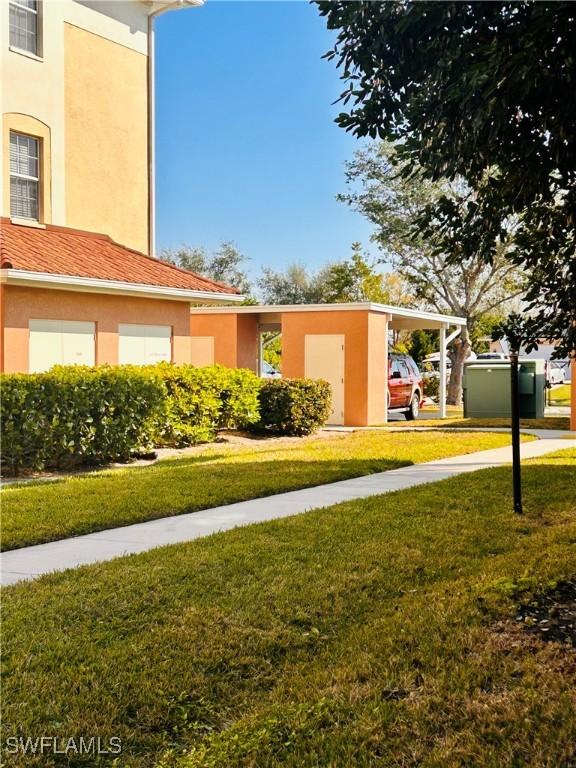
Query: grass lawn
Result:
<box><xmin>393</xmin><ymin>415</ymin><xmax>571</xmax><ymax>430</ymax></box>
<box><xmin>549</xmin><ymin>383</ymin><xmax>571</xmax><ymax>407</ymax></box>
<box><xmin>1</xmin><ymin>430</ymin><xmax>522</xmax><ymax>551</ymax></box>
<box><xmin>2</xmin><ymin>448</ymin><xmax>575</xmax><ymax>767</ymax></box>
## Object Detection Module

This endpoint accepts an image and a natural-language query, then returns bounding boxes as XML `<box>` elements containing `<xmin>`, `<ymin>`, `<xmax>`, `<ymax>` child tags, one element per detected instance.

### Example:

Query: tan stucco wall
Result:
<box><xmin>367</xmin><ymin>311</ymin><xmax>388</xmax><ymax>425</ymax></box>
<box><xmin>64</xmin><ymin>23</ymin><xmax>148</xmax><ymax>253</ymax></box>
<box><xmin>1</xmin><ymin>285</ymin><xmax>190</xmax><ymax>373</ymax></box>
<box><xmin>1</xmin><ymin>2</ymin><xmax>67</xmax><ymax>223</ymax></box>
<box><xmin>1</xmin><ymin>1</ymin><xmax>148</xmax><ymax>248</ymax></box>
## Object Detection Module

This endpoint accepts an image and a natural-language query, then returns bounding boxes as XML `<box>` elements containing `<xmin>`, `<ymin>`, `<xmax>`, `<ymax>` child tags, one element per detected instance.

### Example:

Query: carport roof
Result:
<box><xmin>189</xmin><ymin>302</ymin><xmax>467</xmax><ymax>330</ymax></box>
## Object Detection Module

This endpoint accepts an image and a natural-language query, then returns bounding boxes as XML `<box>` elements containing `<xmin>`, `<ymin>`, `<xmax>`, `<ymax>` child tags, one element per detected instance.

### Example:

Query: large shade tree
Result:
<box><xmin>258</xmin><ymin>249</ymin><xmax>412</xmax><ymax>306</ymax></box>
<box><xmin>257</xmin><ymin>263</ymin><xmax>327</xmax><ymax>305</ymax></box>
<box><xmin>160</xmin><ymin>242</ymin><xmax>253</xmax><ymax>297</ymax></box>
<box><xmin>340</xmin><ymin>143</ymin><xmax>525</xmax><ymax>402</ymax></box>
<box><xmin>316</xmin><ymin>1</ymin><xmax>576</xmax><ymax>357</ymax></box>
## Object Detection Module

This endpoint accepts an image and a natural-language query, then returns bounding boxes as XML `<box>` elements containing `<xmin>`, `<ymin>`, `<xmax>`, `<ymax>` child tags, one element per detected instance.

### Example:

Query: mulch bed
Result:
<box><xmin>516</xmin><ymin>580</ymin><xmax>576</xmax><ymax>647</ymax></box>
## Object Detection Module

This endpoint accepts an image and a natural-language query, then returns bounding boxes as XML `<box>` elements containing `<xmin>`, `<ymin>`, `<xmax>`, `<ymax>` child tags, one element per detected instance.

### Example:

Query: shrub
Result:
<box><xmin>0</xmin><ymin>366</ymin><xmax>165</xmax><ymax>476</ymax></box>
<box><xmin>421</xmin><ymin>363</ymin><xmax>440</xmax><ymax>402</ymax></box>
<box><xmin>252</xmin><ymin>378</ymin><xmax>332</xmax><ymax>436</ymax></box>
<box><xmin>214</xmin><ymin>367</ymin><xmax>261</xmax><ymax>430</ymax></box>
<box><xmin>423</xmin><ymin>374</ymin><xmax>440</xmax><ymax>402</ymax></box>
<box><xmin>148</xmin><ymin>364</ymin><xmax>260</xmax><ymax>447</ymax></box>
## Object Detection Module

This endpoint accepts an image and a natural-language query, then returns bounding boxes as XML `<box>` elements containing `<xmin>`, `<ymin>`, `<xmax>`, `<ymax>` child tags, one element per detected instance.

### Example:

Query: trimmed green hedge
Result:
<box><xmin>253</xmin><ymin>378</ymin><xmax>332</xmax><ymax>436</ymax></box>
<box><xmin>150</xmin><ymin>363</ymin><xmax>260</xmax><ymax>447</ymax></box>
<box><xmin>0</xmin><ymin>366</ymin><xmax>165</xmax><ymax>476</ymax></box>
<box><xmin>0</xmin><ymin>365</ymin><xmax>328</xmax><ymax>475</ymax></box>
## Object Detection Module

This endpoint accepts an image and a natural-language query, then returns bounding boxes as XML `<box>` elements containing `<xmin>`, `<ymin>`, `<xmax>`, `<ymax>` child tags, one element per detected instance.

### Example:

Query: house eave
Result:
<box><xmin>0</xmin><ymin>269</ymin><xmax>244</xmax><ymax>304</ymax></box>
<box><xmin>189</xmin><ymin>302</ymin><xmax>467</xmax><ymax>327</ymax></box>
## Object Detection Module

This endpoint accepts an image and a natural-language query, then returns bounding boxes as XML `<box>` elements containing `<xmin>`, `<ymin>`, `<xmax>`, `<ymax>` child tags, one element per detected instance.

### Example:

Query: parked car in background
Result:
<box><xmin>476</xmin><ymin>352</ymin><xmax>508</xmax><ymax>360</ymax></box>
<box><xmin>388</xmin><ymin>353</ymin><xmax>423</xmax><ymax>420</ymax></box>
<box><xmin>423</xmin><ymin>353</ymin><xmax>452</xmax><ymax>372</ymax></box>
<box><xmin>547</xmin><ymin>361</ymin><xmax>566</xmax><ymax>385</ymax></box>
<box><xmin>423</xmin><ymin>350</ymin><xmax>478</xmax><ymax>370</ymax></box>
<box><xmin>261</xmin><ymin>361</ymin><xmax>281</xmax><ymax>378</ymax></box>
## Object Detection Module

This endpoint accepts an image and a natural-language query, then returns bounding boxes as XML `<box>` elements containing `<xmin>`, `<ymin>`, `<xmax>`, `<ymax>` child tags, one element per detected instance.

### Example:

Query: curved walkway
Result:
<box><xmin>1</xmin><ymin>433</ymin><xmax>573</xmax><ymax>587</ymax></box>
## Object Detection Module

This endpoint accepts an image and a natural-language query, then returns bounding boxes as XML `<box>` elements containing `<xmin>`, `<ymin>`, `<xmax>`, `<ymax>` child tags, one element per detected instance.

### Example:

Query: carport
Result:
<box><xmin>189</xmin><ymin>303</ymin><xmax>467</xmax><ymax>426</ymax></box>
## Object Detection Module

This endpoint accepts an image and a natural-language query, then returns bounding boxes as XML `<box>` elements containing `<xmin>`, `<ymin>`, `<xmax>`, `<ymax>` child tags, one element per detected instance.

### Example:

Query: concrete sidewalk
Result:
<box><xmin>2</xmin><ymin>436</ymin><xmax>573</xmax><ymax>587</ymax></box>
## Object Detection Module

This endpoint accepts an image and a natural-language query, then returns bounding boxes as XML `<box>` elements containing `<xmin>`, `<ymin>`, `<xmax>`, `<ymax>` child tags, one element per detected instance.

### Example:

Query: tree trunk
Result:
<box><xmin>447</xmin><ymin>327</ymin><xmax>472</xmax><ymax>405</ymax></box>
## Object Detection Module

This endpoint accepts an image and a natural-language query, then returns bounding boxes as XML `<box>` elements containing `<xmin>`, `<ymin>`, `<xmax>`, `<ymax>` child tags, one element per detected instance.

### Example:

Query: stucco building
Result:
<box><xmin>0</xmin><ymin>0</ymin><xmax>240</xmax><ymax>374</ymax></box>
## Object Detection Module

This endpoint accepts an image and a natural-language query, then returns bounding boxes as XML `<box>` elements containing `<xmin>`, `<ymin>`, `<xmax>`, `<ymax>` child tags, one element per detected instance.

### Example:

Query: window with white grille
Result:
<box><xmin>9</xmin><ymin>0</ymin><xmax>40</xmax><ymax>55</ymax></box>
<box><xmin>10</xmin><ymin>132</ymin><xmax>40</xmax><ymax>220</ymax></box>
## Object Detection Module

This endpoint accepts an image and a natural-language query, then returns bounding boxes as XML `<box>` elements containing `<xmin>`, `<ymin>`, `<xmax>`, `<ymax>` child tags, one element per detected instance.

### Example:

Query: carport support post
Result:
<box><xmin>439</xmin><ymin>325</ymin><xmax>447</xmax><ymax>418</ymax></box>
<box><xmin>258</xmin><ymin>327</ymin><xmax>263</xmax><ymax>377</ymax></box>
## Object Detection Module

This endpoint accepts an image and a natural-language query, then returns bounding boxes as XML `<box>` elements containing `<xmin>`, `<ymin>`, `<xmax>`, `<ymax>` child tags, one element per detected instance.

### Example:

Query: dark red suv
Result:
<box><xmin>388</xmin><ymin>353</ymin><xmax>423</xmax><ymax>420</ymax></box>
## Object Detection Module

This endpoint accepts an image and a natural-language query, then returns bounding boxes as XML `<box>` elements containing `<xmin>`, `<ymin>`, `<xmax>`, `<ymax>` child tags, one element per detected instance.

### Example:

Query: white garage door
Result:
<box><xmin>118</xmin><ymin>324</ymin><xmax>172</xmax><ymax>366</ymax></box>
<box><xmin>29</xmin><ymin>319</ymin><xmax>95</xmax><ymax>373</ymax></box>
<box><xmin>305</xmin><ymin>334</ymin><xmax>345</xmax><ymax>425</ymax></box>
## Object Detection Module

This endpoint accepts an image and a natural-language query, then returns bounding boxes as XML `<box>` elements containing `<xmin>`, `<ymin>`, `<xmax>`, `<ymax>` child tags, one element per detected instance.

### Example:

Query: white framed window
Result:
<box><xmin>10</xmin><ymin>132</ymin><xmax>40</xmax><ymax>220</ymax></box>
<box><xmin>9</xmin><ymin>0</ymin><xmax>40</xmax><ymax>56</ymax></box>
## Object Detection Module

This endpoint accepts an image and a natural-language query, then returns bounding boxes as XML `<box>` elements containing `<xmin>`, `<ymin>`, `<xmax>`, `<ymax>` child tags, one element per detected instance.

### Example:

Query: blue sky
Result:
<box><xmin>154</xmin><ymin>0</ymin><xmax>377</xmax><ymax>277</ymax></box>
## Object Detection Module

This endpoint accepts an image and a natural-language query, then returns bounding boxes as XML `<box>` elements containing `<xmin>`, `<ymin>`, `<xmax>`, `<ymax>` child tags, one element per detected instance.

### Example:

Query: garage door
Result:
<box><xmin>29</xmin><ymin>319</ymin><xmax>95</xmax><ymax>373</ymax></box>
<box><xmin>305</xmin><ymin>334</ymin><xmax>345</xmax><ymax>425</ymax></box>
<box><xmin>118</xmin><ymin>324</ymin><xmax>172</xmax><ymax>366</ymax></box>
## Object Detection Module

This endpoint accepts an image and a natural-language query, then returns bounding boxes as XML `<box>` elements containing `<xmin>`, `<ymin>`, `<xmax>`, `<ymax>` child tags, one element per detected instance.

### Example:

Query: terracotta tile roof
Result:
<box><xmin>0</xmin><ymin>219</ymin><xmax>240</xmax><ymax>295</ymax></box>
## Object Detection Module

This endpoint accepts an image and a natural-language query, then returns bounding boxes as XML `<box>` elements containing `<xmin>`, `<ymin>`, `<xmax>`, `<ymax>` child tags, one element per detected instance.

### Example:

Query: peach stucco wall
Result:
<box><xmin>236</xmin><ymin>315</ymin><xmax>259</xmax><ymax>372</ymax></box>
<box><xmin>282</xmin><ymin>310</ymin><xmax>388</xmax><ymax>427</ymax></box>
<box><xmin>570</xmin><ymin>360</ymin><xmax>576</xmax><ymax>430</ymax></box>
<box><xmin>190</xmin><ymin>313</ymin><xmax>259</xmax><ymax>373</ymax></box>
<box><xmin>1</xmin><ymin>285</ymin><xmax>191</xmax><ymax>373</ymax></box>
<box><xmin>190</xmin><ymin>314</ymin><xmax>237</xmax><ymax>369</ymax></box>
<box><xmin>189</xmin><ymin>309</ymin><xmax>388</xmax><ymax>426</ymax></box>
<box><xmin>0</xmin><ymin>283</ymin><xmax>5</xmax><ymax>372</ymax></box>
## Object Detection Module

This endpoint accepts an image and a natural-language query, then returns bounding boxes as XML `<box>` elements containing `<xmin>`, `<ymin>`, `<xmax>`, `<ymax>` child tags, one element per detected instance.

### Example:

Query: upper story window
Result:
<box><xmin>9</xmin><ymin>0</ymin><xmax>40</xmax><ymax>56</ymax></box>
<box><xmin>10</xmin><ymin>132</ymin><xmax>40</xmax><ymax>220</ymax></box>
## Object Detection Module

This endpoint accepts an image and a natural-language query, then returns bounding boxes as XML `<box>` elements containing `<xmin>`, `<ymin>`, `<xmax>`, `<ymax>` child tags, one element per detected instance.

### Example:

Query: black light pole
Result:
<box><xmin>509</xmin><ymin>349</ymin><xmax>523</xmax><ymax>514</ymax></box>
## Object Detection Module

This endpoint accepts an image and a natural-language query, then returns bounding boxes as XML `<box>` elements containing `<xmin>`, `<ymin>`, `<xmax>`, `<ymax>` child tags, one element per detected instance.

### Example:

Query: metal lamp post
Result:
<box><xmin>509</xmin><ymin>349</ymin><xmax>523</xmax><ymax>514</ymax></box>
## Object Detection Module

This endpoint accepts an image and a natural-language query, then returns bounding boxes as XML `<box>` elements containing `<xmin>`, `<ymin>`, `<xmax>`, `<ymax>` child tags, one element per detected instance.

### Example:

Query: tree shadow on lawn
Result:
<box><xmin>2</xmin><ymin>451</ymin><xmax>240</xmax><ymax>490</ymax></box>
<box><xmin>2</xmin><ymin>457</ymin><xmax>412</xmax><ymax>551</ymax></box>
<box><xmin>3</xmin><ymin>464</ymin><xmax>576</xmax><ymax>768</ymax></box>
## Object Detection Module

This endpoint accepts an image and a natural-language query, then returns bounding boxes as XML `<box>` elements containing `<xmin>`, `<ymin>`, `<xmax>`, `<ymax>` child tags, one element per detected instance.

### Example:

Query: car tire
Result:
<box><xmin>405</xmin><ymin>392</ymin><xmax>420</xmax><ymax>421</ymax></box>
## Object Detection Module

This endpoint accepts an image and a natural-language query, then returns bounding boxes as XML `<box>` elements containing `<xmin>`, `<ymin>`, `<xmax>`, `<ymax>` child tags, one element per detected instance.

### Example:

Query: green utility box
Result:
<box><xmin>463</xmin><ymin>358</ymin><xmax>546</xmax><ymax>419</ymax></box>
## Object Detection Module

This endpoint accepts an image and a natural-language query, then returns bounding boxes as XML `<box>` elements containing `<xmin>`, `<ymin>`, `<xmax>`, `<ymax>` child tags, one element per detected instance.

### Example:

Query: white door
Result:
<box><xmin>305</xmin><ymin>334</ymin><xmax>345</xmax><ymax>425</ymax></box>
<box><xmin>29</xmin><ymin>319</ymin><xmax>95</xmax><ymax>373</ymax></box>
<box><xmin>190</xmin><ymin>336</ymin><xmax>215</xmax><ymax>367</ymax></box>
<box><xmin>118</xmin><ymin>324</ymin><xmax>172</xmax><ymax>366</ymax></box>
